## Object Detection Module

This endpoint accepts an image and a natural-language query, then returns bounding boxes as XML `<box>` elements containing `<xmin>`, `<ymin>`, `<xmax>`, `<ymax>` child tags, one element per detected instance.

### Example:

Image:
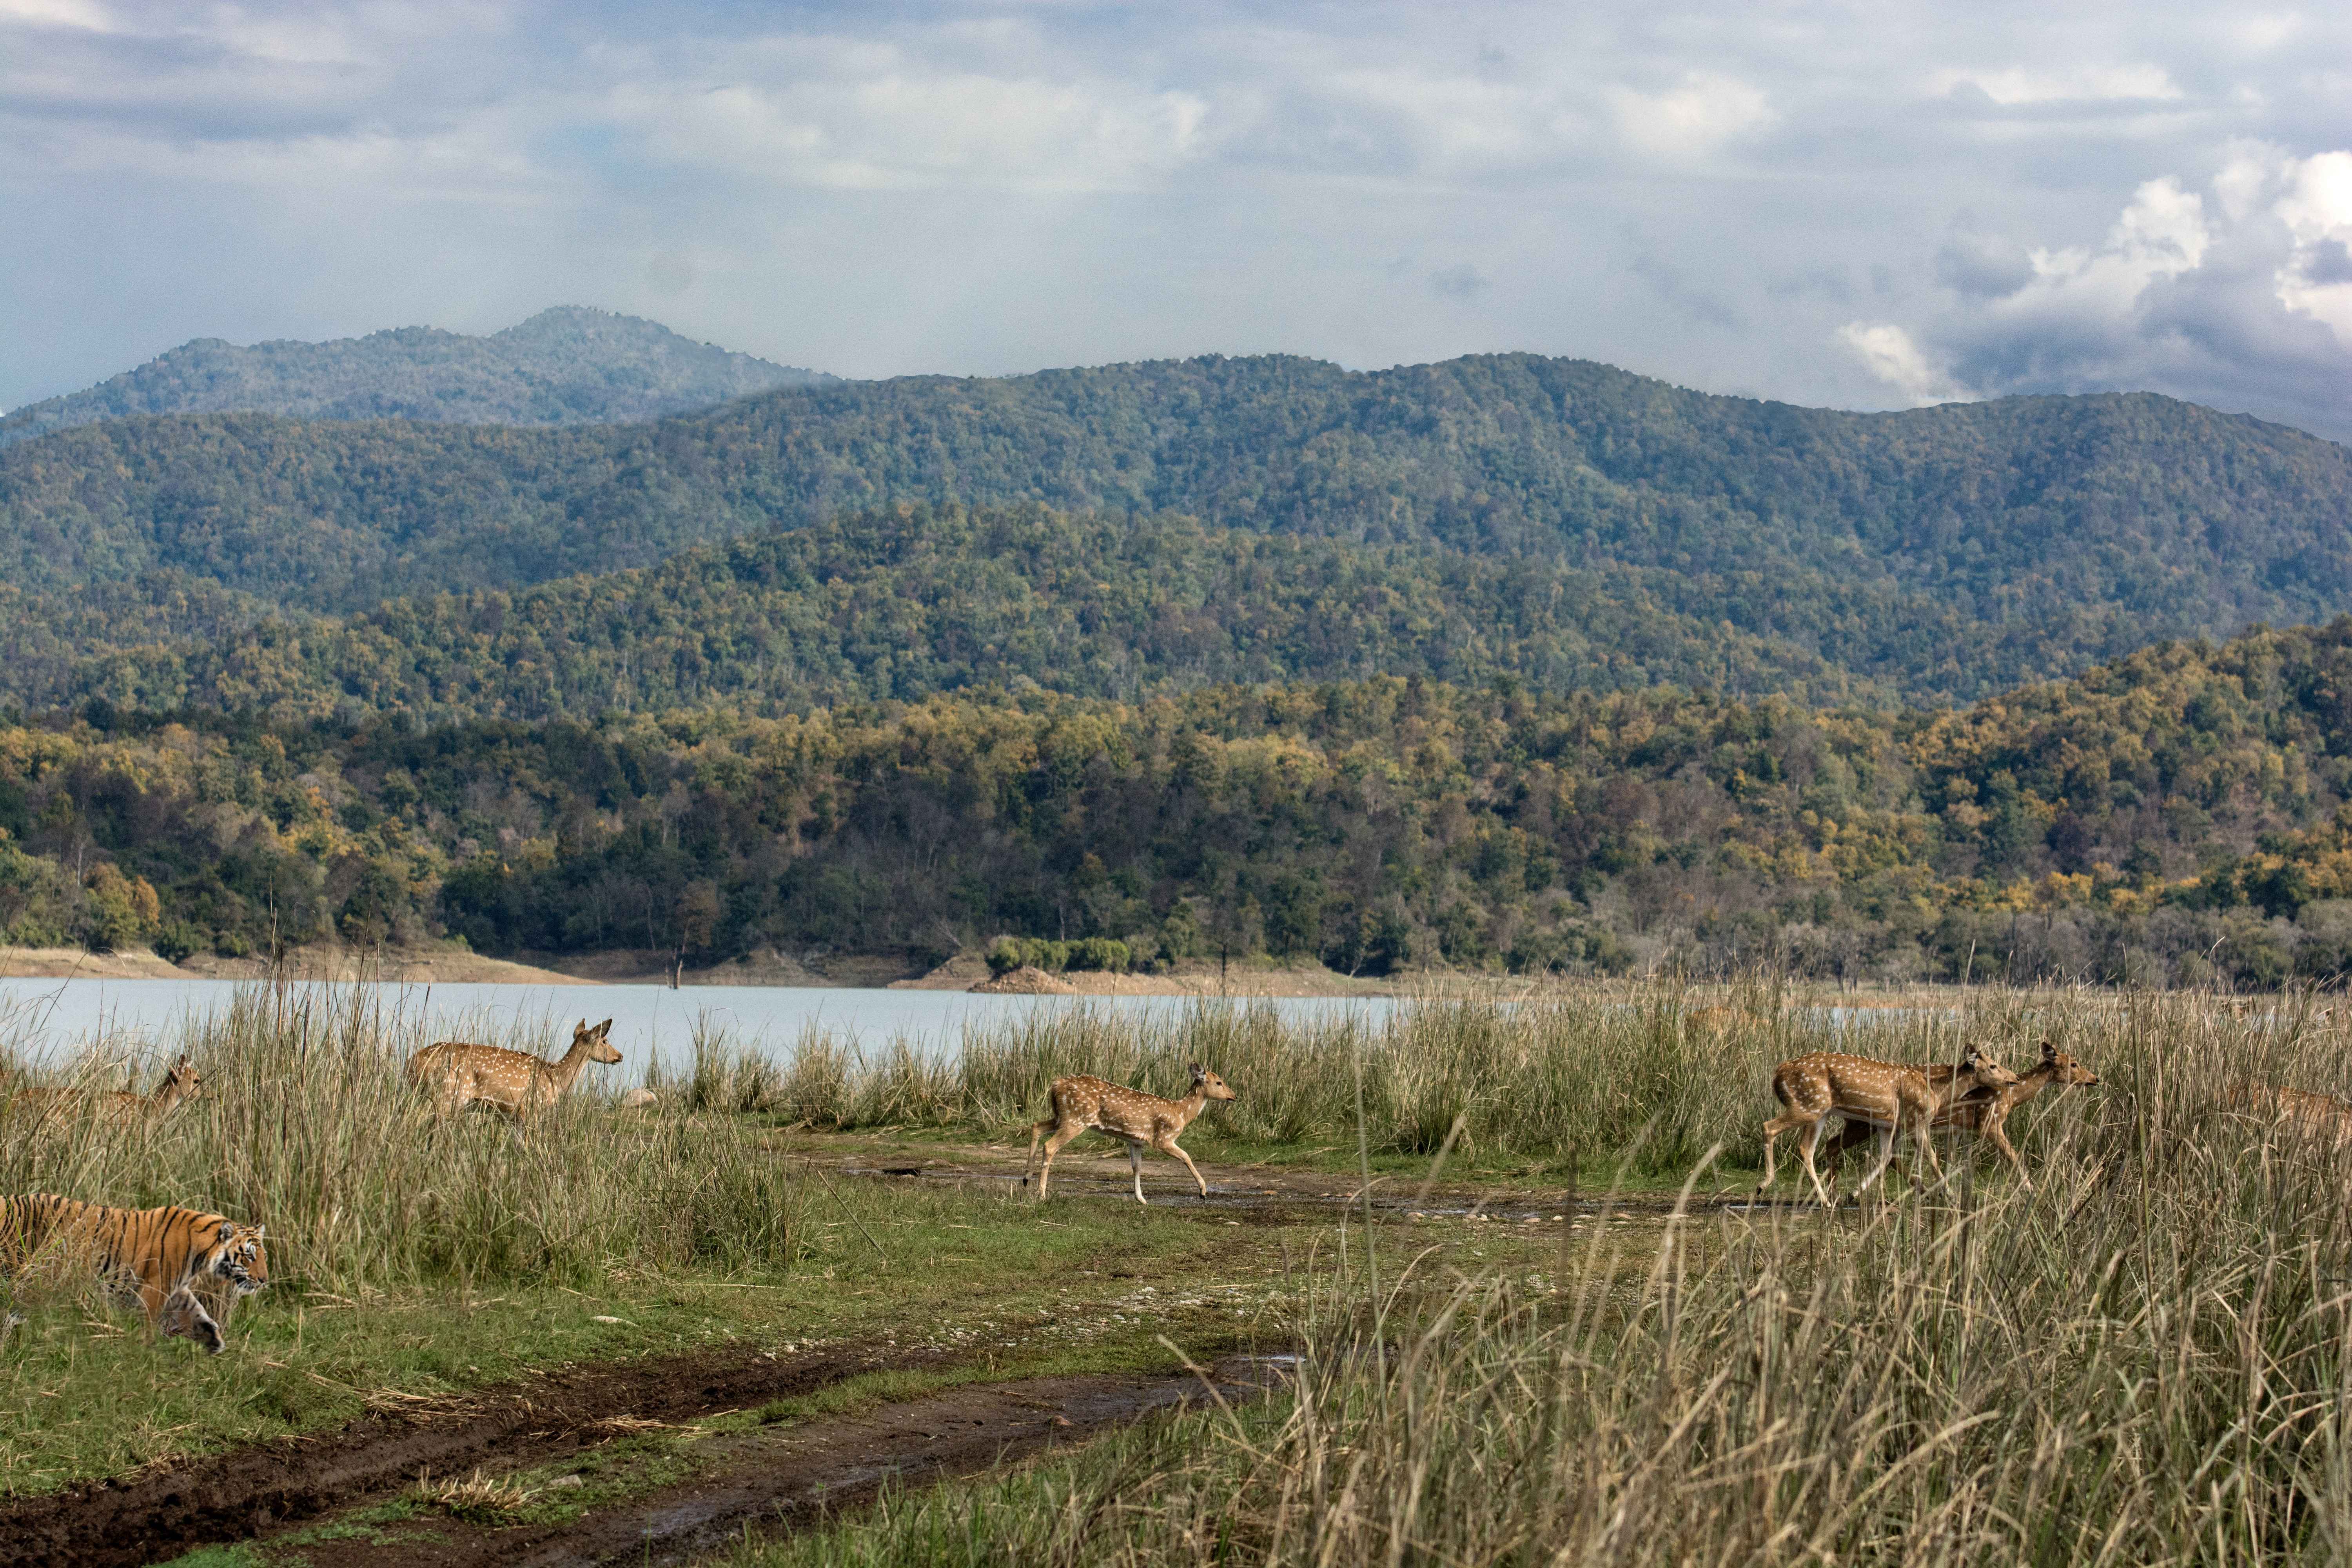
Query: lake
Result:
<box><xmin>0</xmin><ymin>977</ymin><xmax>1404</xmax><ymax>1077</ymax></box>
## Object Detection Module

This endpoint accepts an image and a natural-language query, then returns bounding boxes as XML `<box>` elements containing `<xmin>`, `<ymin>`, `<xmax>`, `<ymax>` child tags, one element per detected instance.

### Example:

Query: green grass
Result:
<box><xmin>29</xmin><ymin>976</ymin><xmax>2352</xmax><ymax>1562</ymax></box>
<box><xmin>0</xmin><ymin>1152</ymin><xmax>1316</xmax><ymax>1496</ymax></box>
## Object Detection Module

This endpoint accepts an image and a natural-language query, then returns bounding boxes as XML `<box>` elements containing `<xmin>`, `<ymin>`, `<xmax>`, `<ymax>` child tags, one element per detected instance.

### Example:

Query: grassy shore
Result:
<box><xmin>11</xmin><ymin>981</ymin><xmax>2352</xmax><ymax>1561</ymax></box>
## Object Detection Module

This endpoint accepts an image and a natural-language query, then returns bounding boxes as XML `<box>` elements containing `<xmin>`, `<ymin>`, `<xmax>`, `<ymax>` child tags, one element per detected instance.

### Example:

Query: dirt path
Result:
<box><xmin>818</xmin><ymin>1134</ymin><xmax>1764</xmax><ymax>1221</ymax></box>
<box><xmin>0</xmin><ymin>1335</ymin><xmax>1280</xmax><ymax>1568</ymax></box>
<box><xmin>289</xmin><ymin>1357</ymin><xmax>1279</xmax><ymax>1568</ymax></box>
<box><xmin>0</xmin><ymin>1341</ymin><xmax>950</xmax><ymax>1568</ymax></box>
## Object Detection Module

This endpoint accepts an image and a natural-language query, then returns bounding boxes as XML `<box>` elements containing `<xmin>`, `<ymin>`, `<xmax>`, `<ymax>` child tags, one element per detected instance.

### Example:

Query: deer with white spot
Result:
<box><xmin>1757</xmin><ymin>1044</ymin><xmax>2020</xmax><ymax>1206</ymax></box>
<box><xmin>406</xmin><ymin>1019</ymin><xmax>621</xmax><ymax>1140</ymax></box>
<box><xmin>7</xmin><ymin>1054</ymin><xmax>203</xmax><ymax>1128</ymax></box>
<box><xmin>1024</xmin><ymin>1064</ymin><xmax>1238</xmax><ymax>1203</ymax></box>
<box><xmin>1817</xmin><ymin>1037</ymin><xmax>2098</xmax><ymax>1192</ymax></box>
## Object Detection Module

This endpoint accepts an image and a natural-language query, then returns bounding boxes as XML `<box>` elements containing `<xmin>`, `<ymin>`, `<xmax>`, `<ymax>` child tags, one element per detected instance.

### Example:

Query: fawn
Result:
<box><xmin>1024</xmin><ymin>1063</ymin><xmax>1238</xmax><ymax>1203</ymax></box>
<box><xmin>406</xmin><ymin>1019</ymin><xmax>621</xmax><ymax>1140</ymax></box>
<box><xmin>1817</xmin><ymin>1038</ymin><xmax>2098</xmax><ymax>1192</ymax></box>
<box><xmin>6</xmin><ymin>1054</ymin><xmax>203</xmax><ymax>1127</ymax></box>
<box><xmin>1757</xmin><ymin>1044</ymin><xmax>2021</xmax><ymax>1206</ymax></box>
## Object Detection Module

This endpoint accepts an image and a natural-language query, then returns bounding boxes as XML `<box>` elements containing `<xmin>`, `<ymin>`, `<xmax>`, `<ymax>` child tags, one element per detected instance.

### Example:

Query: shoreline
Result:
<box><xmin>0</xmin><ymin>946</ymin><xmax>2214</xmax><ymax>1010</ymax></box>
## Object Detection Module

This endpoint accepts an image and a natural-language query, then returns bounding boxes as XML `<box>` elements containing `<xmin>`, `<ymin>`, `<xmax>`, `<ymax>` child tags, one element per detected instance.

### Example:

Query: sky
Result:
<box><xmin>4</xmin><ymin>1</ymin><xmax>2352</xmax><ymax>438</ymax></box>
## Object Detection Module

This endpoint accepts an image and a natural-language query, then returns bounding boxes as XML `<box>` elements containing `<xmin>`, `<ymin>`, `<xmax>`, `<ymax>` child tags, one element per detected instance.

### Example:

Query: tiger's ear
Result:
<box><xmin>249</xmin><ymin>1223</ymin><xmax>265</xmax><ymax>1239</ymax></box>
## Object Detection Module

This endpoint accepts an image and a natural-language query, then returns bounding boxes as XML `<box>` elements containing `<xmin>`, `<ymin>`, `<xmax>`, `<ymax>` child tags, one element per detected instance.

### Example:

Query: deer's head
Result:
<box><xmin>162</xmin><ymin>1054</ymin><xmax>202</xmax><ymax>1102</ymax></box>
<box><xmin>575</xmin><ymin>1018</ymin><xmax>623</xmax><ymax>1065</ymax></box>
<box><xmin>2040</xmin><ymin>1037</ymin><xmax>2098</xmax><ymax>1087</ymax></box>
<box><xmin>1959</xmin><ymin>1044</ymin><xmax>2021</xmax><ymax>1093</ymax></box>
<box><xmin>1189</xmin><ymin>1063</ymin><xmax>1238</xmax><ymax>1102</ymax></box>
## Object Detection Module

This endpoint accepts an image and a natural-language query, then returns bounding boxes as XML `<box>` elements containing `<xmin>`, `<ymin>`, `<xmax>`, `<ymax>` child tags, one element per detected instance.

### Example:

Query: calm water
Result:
<box><xmin>0</xmin><ymin>978</ymin><xmax>1402</xmax><ymax>1078</ymax></box>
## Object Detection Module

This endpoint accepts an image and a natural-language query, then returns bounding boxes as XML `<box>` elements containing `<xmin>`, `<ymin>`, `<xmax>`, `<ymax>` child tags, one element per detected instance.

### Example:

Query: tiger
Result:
<box><xmin>0</xmin><ymin>1194</ymin><xmax>268</xmax><ymax>1354</ymax></box>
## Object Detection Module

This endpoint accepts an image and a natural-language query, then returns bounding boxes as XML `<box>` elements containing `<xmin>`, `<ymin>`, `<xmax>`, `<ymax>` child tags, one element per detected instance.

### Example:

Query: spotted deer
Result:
<box><xmin>2221</xmin><ymin>1079</ymin><xmax>2352</xmax><ymax>1147</ymax></box>
<box><xmin>1757</xmin><ymin>1044</ymin><xmax>2021</xmax><ymax>1206</ymax></box>
<box><xmin>6</xmin><ymin>1054</ymin><xmax>203</xmax><ymax>1127</ymax></box>
<box><xmin>1024</xmin><ymin>1063</ymin><xmax>1238</xmax><ymax>1203</ymax></box>
<box><xmin>1818</xmin><ymin>1038</ymin><xmax>2098</xmax><ymax>1192</ymax></box>
<box><xmin>406</xmin><ymin>1019</ymin><xmax>621</xmax><ymax>1139</ymax></box>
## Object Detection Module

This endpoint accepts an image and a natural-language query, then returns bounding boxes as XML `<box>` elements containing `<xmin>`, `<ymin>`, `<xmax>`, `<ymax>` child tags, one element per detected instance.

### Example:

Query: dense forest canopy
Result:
<box><xmin>3</xmin><ymin>354</ymin><xmax>2348</xmax><ymax>701</ymax></box>
<box><xmin>5</xmin><ymin>505</ymin><xmax>1874</xmax><ymax>721</ymax></box>
<box><xmin>14</xmin><ymin>619</ymin><xmax>2352</xmax><ymax>989</ymax></box>
<box><xmin>0</xmin><ymin>307</ymin><xmax>833</xmax><ymax>447</ymax></box>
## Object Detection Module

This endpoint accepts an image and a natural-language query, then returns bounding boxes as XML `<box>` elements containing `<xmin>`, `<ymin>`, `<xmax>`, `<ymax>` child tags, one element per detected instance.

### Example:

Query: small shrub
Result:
<box><xmin>1066</xmin><ymin>938</ymin><xmax>1130</xmax><ymax>973</ymax></box>
<box><xmin>153</xmin><ymin>921</ymin><xmax>209</xmax><ymax>965</ymax></box>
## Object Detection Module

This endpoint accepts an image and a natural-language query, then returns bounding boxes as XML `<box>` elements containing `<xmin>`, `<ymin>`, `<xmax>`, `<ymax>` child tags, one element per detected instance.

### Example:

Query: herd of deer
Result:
<box><xmin>11</xmin><ymin>1012</ymin><xmax>2352</xmax><ymax>1212</ymax></box>
<box><xmin>0</xmin><ymin>1022</ymin><xmax>624</xmax><ymax>1139</ymax></box>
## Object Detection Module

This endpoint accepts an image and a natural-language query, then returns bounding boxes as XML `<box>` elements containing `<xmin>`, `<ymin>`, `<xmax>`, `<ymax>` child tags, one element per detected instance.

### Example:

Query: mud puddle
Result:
<box><xmin>278</xmin><ymin>1354</ymin><xmax>1285</xmax><ymax>1568</ymax></box>
<box><xmin>0</xmin><ymin>1341</ymin><xmax>958</xmax><ymax>1568</ymax></box>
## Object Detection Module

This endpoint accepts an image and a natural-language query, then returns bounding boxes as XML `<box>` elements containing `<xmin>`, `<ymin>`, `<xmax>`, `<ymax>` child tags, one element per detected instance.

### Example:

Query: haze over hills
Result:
<box><xmin>0</xmin><ymin>351</ymin><xmax>2348</xmax><ymax>703</ymax></box>
<box><xmin>0</xmin><ymin>307</ymin><xmax>835</xmax><ymax>446</ymax></box>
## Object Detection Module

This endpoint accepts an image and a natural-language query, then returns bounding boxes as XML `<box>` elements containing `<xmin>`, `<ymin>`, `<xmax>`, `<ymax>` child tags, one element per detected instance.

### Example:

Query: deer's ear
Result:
<box><xmin>597</xmin><ymin>1018</ymin><xmax>613</xmax><ymax>1035</ymax></box>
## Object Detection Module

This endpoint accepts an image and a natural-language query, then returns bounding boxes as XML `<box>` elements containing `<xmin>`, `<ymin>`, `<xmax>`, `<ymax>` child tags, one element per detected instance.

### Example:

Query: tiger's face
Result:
<box><xmin>212</xmin><ymin>1221</ymin><xmax>269</xmax><ymax>1297</ymax></box>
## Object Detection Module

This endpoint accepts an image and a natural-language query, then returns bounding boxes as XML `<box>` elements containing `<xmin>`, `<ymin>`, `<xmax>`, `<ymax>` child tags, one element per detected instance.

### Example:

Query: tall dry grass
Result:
<box><xmin>0</xmin><ymin>985</ymin><xmax>805</xmax><ymax>1296</ymax></box>
<box><xmin>694</xmin><ymin>979</ymin><xmax>2165</xmax><ymax>1172</ymax></box>
<box><xmin>740</xmin><ymin>985</ymin><xmax>2352</xmax><ymax>1565</ymax></box>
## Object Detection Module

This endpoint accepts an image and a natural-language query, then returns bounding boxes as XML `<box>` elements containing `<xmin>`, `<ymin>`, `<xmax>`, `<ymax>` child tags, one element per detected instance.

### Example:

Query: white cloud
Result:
<box><xmin>1846</xmin><ymin>150</ymin><xmax>2352</xmax><ymax>433</ymax></box>
<box><xmin>612</xmin><ymin>58</ymin><xmax>1213</xmax><ymax>194</ymax></box>
<box><xmin>1837</xmin><ymin>322</ymin><xmax>1968</xmax><ymax>405</ymax></box>
<box><xmin>7</xmin><ymin>2</ymin><xmax>2352</xmax><ymax>440</ymax></box>
<box><xmin>2274</xmin><ymin>151</ymin><xmax>2352</xmax><ymax>340</ymax></box>
<box><xmin>1927</xmin><ymin>63</ymin><xmax>2182</xmax><ymax>106</ymax></box>
<box><xmin>1610</xmin><ymin>73</ymin><xmax>1772</xmax><ymax>158</ymax></box>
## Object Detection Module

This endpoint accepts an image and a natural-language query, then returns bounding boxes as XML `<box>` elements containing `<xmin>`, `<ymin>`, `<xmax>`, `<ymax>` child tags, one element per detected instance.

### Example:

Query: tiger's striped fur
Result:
<box><xmin>0</xmin><ymin>1194</ymin><xmax>267</xmax><ymax>1353</ymax></box>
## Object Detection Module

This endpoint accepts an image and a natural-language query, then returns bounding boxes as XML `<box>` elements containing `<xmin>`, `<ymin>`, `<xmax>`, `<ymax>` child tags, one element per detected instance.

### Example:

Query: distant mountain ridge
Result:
<box><xmin>0</xmin><ymin>307</ymin><xmax>835</xmax><ymax>444</ymax></box>
<box><xmin>1</xmin><ymin>350</ymin><xmax>2349</xmax><ymax>702</ymax></box>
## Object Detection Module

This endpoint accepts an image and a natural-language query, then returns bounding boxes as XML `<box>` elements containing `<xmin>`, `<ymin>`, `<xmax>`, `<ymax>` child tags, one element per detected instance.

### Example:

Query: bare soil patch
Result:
<box><xmin>0</xmin><ymin>1341</ymin><xmax>949</xmax><ymax>1568</ymax></box>
<box><xmin>283</xmin><ymin>1357</ymin><xmax>1281</xmax><ymax>1568</ymax></box>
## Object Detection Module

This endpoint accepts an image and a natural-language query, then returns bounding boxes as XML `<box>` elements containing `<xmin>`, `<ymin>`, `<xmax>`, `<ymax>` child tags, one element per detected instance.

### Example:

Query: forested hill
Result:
<box><xmin>14</xmin><ymin>506</ymin><xmax>1874</xmax><ymax>722</ymax></box>
<box><xmin>17</xmin><ymin>618</ymin><xmax>2352</xmax><ymax>990</ymax></box>
<box><xmin>2</xmin><ymin>352</ymin><xmax>2347</xmax><ymax>701</ymax></box>
<box><xmin>0</xmin><ymin>307</ymin><xmax>833</xmax><ymax>446</ymax></box>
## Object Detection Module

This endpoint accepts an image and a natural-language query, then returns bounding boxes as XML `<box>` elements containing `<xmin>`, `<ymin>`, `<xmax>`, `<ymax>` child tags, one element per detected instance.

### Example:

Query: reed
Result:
<box><xmin>737</xmin><ymin>985</ymin><xmax>2352</xmax><ymax>1565</ymax></box>
<box><xmin>739</xmin><ymin>982</ymin><xmax>2154</xmax><ymax>1171</ymax></box>
<box><xmin>0</xmin><ymin>985</ymin><xmax>806</xmax><ymax>1295</ymax></box>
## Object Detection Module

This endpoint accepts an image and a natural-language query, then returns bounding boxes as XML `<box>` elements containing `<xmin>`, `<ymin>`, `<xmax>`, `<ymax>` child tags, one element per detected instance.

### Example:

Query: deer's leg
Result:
<box><xmin>1853</xmin><ymin>1124</ymin><xmax>1900</xmax><ymax>1200</ymax></box>
<box><xmin>1023</xmin><ymin>1116</ymin><xmax>1056</xmax><ymax>1189</ymax></box>
<box><xmin>1983</xmin><ymin>1112</ymin><xmax>2030</xmax><ymax>1188</ymax></box>
<box><xmin>1794</xmin><ymin>1116</ymin><xmax>1837</xmax><ymax>1207</ymax></box>
<box><xmin>1157</xmin><ymin>1132</ymin><xmax>1209</xmax><ymax>1198</ymax></box>
<box><xmin>1035</xmin><ymin>1122</ymin><xmax>1087</xmax><ymax>1200</ymax></box>
<box><xmin>1908</xmin><ymin>1103</ymin><xmax>1944</xmax><ymax>1189</ymax></box>
<box><xmin>1128</xmin><ymin>1141</ymin><xmax>1147</xmax><ymax>1204</ymax></box>
<box><xmin>1757</xmin><ymin>1110</ymin><xmax>1811</xmax><ymax>1194</ymax></box>
<box><xmin>1822</xmin><ymin>1118</ymin><xmax>1871</xmax><ymax>1200</ymax></box>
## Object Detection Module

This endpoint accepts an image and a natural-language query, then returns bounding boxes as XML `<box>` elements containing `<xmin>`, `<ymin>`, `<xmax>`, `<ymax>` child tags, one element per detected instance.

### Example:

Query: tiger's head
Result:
<box><xmin>210</xmin><ymin>1220</ymin><xmax>269</xmax><ymax>1297</ymax></box>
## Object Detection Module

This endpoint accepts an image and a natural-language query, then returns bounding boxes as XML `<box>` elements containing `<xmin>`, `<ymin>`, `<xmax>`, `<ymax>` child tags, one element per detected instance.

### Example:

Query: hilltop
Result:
<box><xmin>0</xmin><ymin>353</ymin><xmax>2346</xmax><ymax>702</ymax></box>
<box><xmin>0</xmin><ymin>307</ymin><xmax>833</xmax><ymax>444</ymax></box>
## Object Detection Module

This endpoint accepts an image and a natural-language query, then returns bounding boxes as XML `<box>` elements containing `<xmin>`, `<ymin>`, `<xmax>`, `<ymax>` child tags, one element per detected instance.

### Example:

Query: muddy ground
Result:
<box><xmin>0</xmin><ymin>1333</ymin><xmax>1280</xmax><ymax>1568</ymax></box>
<box><xmin>0</xmin><ymin>1141</ymin><xmax>1782</xmax><ymax>1567</ymax></box>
